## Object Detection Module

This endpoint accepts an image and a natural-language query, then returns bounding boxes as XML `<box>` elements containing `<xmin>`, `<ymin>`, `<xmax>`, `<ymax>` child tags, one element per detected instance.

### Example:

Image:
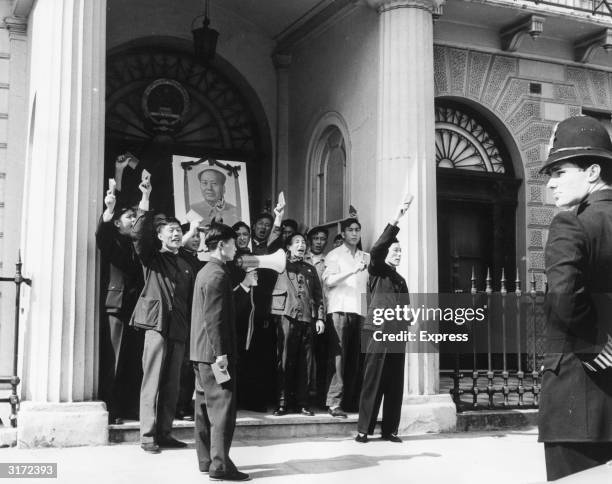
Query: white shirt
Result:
<box><xmin>322</xmin><ymin>244</ymin><xmax>369</xmax><ymax>315</ymax></box>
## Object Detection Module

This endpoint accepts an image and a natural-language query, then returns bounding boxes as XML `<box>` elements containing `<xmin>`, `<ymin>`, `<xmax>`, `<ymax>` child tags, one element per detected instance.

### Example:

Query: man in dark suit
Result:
<box><xmin>356</xmin><ymin>194</ymin><xmax>411</xmax><ymax>443</ymax></box>
<box><xmin>539</xmin><ymin>115</ymin><xmax>612</xmax><ymax>481</ymax></box>
<box><xmin>191</xmin><ymin>223</ymin><xmax>249</xmax><ymax>482</ymax></box>
<box><xmin>130</xmin><ymin>180</ymin><xmax>195</xmax><ymax>453</ymax></box>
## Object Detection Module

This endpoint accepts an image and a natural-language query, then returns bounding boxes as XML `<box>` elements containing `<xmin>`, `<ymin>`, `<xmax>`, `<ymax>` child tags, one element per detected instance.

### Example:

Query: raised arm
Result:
<box><xmin>131</xmin><ymin>179</ymin><xmax>155</xmax><ymax>265</ymax></box>
<box><xmin>369</xmin><ymin>194</ymin><xmax>413</xmax><ymax>273</ymax></box>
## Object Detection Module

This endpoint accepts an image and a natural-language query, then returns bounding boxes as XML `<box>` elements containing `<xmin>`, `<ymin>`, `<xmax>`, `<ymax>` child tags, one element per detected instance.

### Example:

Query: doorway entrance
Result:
<box><xmin>435</xmin><ymin>101</ymin><xmax>521</xmax><ymax>369</ymax></box>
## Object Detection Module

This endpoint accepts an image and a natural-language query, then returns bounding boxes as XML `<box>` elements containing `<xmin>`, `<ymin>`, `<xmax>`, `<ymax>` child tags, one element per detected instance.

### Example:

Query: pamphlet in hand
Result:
<box><xmin>211</xmin><ymin>361</ymin><xmax>231</xmax><ymax>384</ymax></box>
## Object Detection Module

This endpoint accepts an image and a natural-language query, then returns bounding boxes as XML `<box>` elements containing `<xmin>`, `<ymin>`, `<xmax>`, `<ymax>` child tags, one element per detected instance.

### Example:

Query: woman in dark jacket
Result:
<box><xmin>356</xmin><ymin>195</ymin><xmax>412</xmax><ymax>443</ymax></box>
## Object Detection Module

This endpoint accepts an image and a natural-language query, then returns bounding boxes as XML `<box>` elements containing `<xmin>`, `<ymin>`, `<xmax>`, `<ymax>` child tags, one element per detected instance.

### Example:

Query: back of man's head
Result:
<box><xmin>205</xmin><ymin>222</ymin><xmax>236</xmax><ymax>250</ymax></box>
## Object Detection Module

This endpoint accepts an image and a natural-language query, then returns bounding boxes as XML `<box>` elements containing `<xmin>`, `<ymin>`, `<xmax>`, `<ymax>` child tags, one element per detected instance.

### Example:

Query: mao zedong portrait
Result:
<box><xmin>189</xmin><ymin>169</ymin><xmax>240</xmax><ymax>226</ymax></box>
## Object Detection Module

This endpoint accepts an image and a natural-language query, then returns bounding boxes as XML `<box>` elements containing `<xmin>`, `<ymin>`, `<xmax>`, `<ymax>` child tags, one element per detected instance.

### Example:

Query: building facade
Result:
<box><xmin>1</xmin><ymin>0</ymin><xmax>612</xmax><ymax>445</ymax></box>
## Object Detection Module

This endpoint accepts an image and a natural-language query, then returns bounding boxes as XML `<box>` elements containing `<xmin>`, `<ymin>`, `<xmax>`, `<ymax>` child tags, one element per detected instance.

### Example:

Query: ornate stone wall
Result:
<box><xmin>434</xmin><ymin>45</ymin><xmax>609</xmax><ymax>288</ymax></box>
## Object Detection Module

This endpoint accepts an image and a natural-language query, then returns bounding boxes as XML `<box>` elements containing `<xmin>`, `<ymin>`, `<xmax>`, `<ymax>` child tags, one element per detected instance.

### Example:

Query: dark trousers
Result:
<box><xmin>139</xmin><ymin>330</ymin><xmax>184</xmax><ymax>443</ymax></box>
<box><xmin>357</xmin><ymin>349</ymin><xmax>405</xmax><ymax>435</ymax></box>
<box><xmin>176</xmin><ymin>339</ymin><xmax>195</xmax><ymax>417</ymax></box>
<box><xmin>194</xmin><ymin>362</ymin><xmax>237</xmax><ymax>476</ymax></box>
<box><xmin>99</xmin><ymin>313</ymin><xmax>143</xmax><ymax>420</ymax></box>
<box><xmin>544</xmin><ymin>442</ymin><xmax>612</xmax><ymax>481</ymax></box>
<box><xmin>240</xmin><ymin>318</ymin><xmax>277</xmax><ymax>409</ymax></box>
<box><xmin>275</xmin><ymin>316</ymin><xmax>316</xmax><ymax>408</ymax></box>
<box><xmin>314</xmin><ymin>318</ymin><xmax>330</xmax><ymax>408</ymax></box>
<box><xmin>326</xmin><ymin>312</ymin><xmax>363</xmax><ymax>409</ymax></box>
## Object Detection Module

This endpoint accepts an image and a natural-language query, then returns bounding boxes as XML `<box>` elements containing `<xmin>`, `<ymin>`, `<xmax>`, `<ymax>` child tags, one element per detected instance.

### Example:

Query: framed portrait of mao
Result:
<box><xmin>172</xmin><ymin>156</ymin><xmax>250</xmax><ymax>229</ymax></box>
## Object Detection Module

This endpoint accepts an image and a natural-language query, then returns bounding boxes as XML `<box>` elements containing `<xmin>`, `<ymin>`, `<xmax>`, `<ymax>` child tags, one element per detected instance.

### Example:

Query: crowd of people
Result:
<box><xmin>96</xmin><ymin>113</ymin><xmax>612</xmax><ymax>482</ymax></box>
<box><xmin>96</xmin><ymin>163</ymin><xmax>412</xmax><ymax>479</ymax></box>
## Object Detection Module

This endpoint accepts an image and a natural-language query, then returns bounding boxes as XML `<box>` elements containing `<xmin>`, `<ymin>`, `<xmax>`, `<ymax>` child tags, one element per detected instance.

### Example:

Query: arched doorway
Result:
<box><xmin>435</xmin><ymin>100</ymin><xmax>521</xmax><ymax>369</ymax></box>
<box><xmin>105</xmin><ymin>40</ymin><xmax>272</xmax><ymax>215</ymax></box>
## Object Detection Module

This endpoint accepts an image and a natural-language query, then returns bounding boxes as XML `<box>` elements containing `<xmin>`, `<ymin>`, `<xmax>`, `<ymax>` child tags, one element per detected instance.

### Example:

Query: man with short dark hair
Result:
<box><xmin>539</xmin><ymin>115</ymin><xmax>612</xmax><ymax>480</ymax></box>
<box><xmin>305</xmin><ymin>226</ymin><xmax>329</xmax><ymax>282</ymax></box>
<box><xmin>323</xmin><ymin>217</ymin><xmax>369</xmax><ymax>417</ymax></box>
<box><xmin>191</xmin><ymin>223</ymin><xmax>249</xmax><ymax>481</ymax></box>
<box><xmin>280</xmin><ymin>219</ymin><xmax>298</xmax><ymax>245</ymax></box>
<box><xmin>305</xmin><ymin>226</ymin><xmax>329</xmax><ymax>406</ymax></box>
<box><xmin>130</xmin><ymin>179</ymin><xmax>195</xmax><ymax>453</ymax></box>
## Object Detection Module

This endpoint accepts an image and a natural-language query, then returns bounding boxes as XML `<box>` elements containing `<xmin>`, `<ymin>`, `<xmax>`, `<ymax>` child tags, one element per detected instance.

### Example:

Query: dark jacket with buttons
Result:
<box><xmin>129</xmin><ymin>210</ymin><xmax>195</xmax><ymax>342</ymax></box>
<box><xmin>271</xmin><ymin>258</ymin><xmax>325</xmax><ymax>323</ymax></box>
<box><xmin>539</xmin><ymin>189</ymin><xmax>612</xmax><ymax>442</ymax></box>
<box><xmin>96</xmin><ymin>216</ymin><xmax>143</xmax><ymax>318</ymax></box>
<box><xmin>364</xmin><ymin>224</ymin><xmax>409</xmax><ymax>333</ymax></box>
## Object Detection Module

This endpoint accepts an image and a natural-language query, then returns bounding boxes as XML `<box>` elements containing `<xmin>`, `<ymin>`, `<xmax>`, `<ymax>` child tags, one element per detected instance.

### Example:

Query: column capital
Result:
<box><xmin>3</xmin><ymin>16</ymin><xmax>27</xmax><ymax>36</ymax></box>
<box><xmin>272</xmin><ymin>53</ymin><xmax>292</xmax><ymax>69</ymax></box>
<box><xmin>366</xmin><ymin>0</ymin><xmax>444</xmax><ymax>13</ymax></box>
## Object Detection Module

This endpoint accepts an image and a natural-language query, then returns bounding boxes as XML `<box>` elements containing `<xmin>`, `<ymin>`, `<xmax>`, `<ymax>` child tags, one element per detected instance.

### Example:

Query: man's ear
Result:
<box><xmin>113</xmin><ymin>219</ymin><xmax>121</xmax><ymax>229</ymax></box>
<box><xmin>587</xmin><ymin>163</ymin><xmax>602</xmax><ymax>182</ymax></box>
<box><xmin>157</xmin><ymin>230</ymin><xmax>164</xmax><ymax>243</ymax></box>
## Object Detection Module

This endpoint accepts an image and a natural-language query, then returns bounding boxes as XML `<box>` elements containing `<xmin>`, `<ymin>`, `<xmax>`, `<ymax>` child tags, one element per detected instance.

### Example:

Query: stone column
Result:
<box><xmin>273</xmin><ymin>54</ymin><xmax>291</xmax><ymax>206</ymax></box>
<box><xmin>17</xmin><ymin>0</ymin><xmax>108</xmax><ymax>447</ymax></box>
<box><xmin>0</xmin><ymin>16</ymin><xmax>27</xmax><ymax>396</ymax></box>
<box><xmin>367</xmin><ymin>0</ymin><xmax>456</xmax><ymax>433</ymax></box>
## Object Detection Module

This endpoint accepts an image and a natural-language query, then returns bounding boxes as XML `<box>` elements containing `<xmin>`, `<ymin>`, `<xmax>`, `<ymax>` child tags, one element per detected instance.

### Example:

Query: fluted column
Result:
<box><xmin>17</xmin><ymin>0</ymin><xmax>107</xmax><ymax>447</ymax></box>
<box><xmin>273</xmin><ymin>54</ymin><xmax>291</xmax><ymax>204</ymax></box>
<box><xmin>368</xmin><ymin>0</ymin><xmax>456</xmax><ymax>433</ymax></box>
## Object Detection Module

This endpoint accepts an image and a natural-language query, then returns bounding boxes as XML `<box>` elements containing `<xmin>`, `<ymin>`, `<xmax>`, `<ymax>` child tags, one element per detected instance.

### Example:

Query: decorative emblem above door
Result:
<box><xmin>435</xmin><ymin>106</ymin><xmax>506</xmax><ymax>173</ymax></box>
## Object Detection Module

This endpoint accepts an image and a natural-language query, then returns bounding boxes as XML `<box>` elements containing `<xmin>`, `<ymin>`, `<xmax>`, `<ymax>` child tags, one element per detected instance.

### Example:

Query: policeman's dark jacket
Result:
<box><xmin>271</xmin><ymin>258</ymin><xmax>325</xmax><ymax>323</ymax></box>
<box><xmin>190</xmin><ymin>257</ymin><xmax>237</xmax><ymax>363</ymax></box>
<box><xmin>539</xmin><ymin>189</ymin><xmax>612</xmax><ymax>442</ymax></box>
<box><xmin>96</xmin><ymin>215</ymin><xmax>143</xmax><ymax>317</ymax></box>
<box><xmin>129</xmin><ymin>210</ymin><xmax>195</xmax><ymax>342</ymax></box>
<box><xmin>365</xmin><ymin>224</ymin><xmax>409</xmax><ymax>333</ymax></box>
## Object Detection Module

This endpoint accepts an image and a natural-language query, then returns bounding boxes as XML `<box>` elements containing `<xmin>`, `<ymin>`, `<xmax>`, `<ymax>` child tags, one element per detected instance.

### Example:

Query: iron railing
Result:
<box><xmin>440</xmin><ymin>268</ymin><xmax>546</xmax><ymax>411</ymax></box>
<box><xmin>0</xmin><ymin>254</ymin><xmax>31</xmax><ymax>428</ymax></box>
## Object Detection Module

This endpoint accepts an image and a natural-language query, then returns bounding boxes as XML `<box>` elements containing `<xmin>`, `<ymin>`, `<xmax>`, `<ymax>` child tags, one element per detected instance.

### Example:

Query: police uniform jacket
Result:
<box><xmin>539</xmin><ymin>189</ymin><xmax>612</xmax><ymax>442</ymax></box>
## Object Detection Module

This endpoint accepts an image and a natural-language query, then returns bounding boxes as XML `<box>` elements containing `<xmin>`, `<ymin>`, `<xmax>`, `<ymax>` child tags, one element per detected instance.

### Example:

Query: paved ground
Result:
<box><xmin>0</xmin><ymin>427</ymin><xmax>546</xmax><ymax>484</ymax></box>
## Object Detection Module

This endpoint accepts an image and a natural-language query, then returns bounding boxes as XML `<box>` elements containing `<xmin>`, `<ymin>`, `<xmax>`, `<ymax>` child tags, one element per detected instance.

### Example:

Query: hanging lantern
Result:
<box><xmin>192</xmin><ymin>0</ymin><xmax>219</xmax><ymax>65</ymax></box>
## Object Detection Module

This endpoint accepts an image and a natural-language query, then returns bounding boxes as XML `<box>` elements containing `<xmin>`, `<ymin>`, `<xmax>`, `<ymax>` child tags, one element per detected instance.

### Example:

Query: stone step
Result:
<box><xmin>108</xmin><ymin>408</ymin><xmax>539</xmax><ymax>444</ymax></box>
<box><xmin>109</xmin><ymin>410</ymin><xmax>365</xmax><ymax>443</ymax></box>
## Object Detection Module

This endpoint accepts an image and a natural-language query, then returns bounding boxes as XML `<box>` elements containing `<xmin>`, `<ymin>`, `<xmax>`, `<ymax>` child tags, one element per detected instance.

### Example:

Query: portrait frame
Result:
<box><xmin>172</xmin><ymin>155</ymin><xmax>250</xmax><ymax>229</ymax></box>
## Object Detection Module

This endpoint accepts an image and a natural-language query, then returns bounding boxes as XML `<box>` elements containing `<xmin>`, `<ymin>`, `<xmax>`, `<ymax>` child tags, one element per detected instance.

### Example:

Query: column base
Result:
<box><xmin>398</xmin><ymin>394</ymin><xmax>457</xmax><ymax>435</ymax></box>
<box><xmin>17</xmin><ymin>402</ymin><xmax>108</xmax><ymax>448</ymax></box>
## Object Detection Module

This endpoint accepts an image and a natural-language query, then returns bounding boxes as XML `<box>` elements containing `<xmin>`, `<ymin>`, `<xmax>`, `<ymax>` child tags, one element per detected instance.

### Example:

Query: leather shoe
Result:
<box><xmin>209</xmin><ymin>470</ymin><xmax>250</xmax><ymax>481</ymax></box>
<box><xmin>328</xmin><ymin>407</ymin><xmax>347</xmax><ymax>418</ymax></box>
<box><xmin>355</xmin><ymin>433</ymin><xmax>368</xmax><ymax>443</ymax></box>
<box><xmin>141</xmin><ymin>442</ymin><xmax>161</xmax><ymax>454</ymax></box>
<box><xmin>273</xmin><ymin>406</ymin><xmax>287</xmax><ymax>416</ymax></box>
<box><xmin>381</xmin><ymin>433</ymin><xmax>402</xmax><ymax>443</ymax></box>
<box><xmin>158</xmin><ymin>437</ymin><xmax>187</xmax><ymax>448</ymax></box>
<box><xmin>300</xmin><ymin>407</ymin><xmax>314</xmax><ymax>416</ymax></box>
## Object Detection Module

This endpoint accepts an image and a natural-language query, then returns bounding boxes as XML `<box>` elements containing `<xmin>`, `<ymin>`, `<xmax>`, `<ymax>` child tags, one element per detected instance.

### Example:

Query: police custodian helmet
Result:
<box><xmin>540</xmin><ymin>115</ymin><xmax>612</xmax><ymax>174</ymax></box>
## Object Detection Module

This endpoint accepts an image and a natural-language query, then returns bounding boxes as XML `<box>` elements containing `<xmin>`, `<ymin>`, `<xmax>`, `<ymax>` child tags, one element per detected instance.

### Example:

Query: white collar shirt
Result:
<box><xmin>323</xmin><ymin>244</ymin><xmax>369</xmax><ymax>315</ymax></box>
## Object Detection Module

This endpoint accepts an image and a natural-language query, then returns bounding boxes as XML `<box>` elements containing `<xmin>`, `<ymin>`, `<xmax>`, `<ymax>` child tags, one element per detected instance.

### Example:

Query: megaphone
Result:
<box><xmin>235</xmin><ymin>249</ymin><xmax>286</xmax><ymax>274</ymax></box>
